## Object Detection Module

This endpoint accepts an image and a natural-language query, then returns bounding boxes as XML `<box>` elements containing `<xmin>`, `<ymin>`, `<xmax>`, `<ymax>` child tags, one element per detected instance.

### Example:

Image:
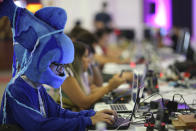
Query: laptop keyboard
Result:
<box><xmin>110</xmin><ymin>104</ymin><xmax>128</xmax><ymax>111</ymax></box>
<box><xmin>87</xmin><ymin>115</ymin><xmax>130</xmax><ymax>130</ymax></box>
<box><xmin>107</xmin><ymin>116</ymin><xmax>130</xmax><ymax>129</ymax></box>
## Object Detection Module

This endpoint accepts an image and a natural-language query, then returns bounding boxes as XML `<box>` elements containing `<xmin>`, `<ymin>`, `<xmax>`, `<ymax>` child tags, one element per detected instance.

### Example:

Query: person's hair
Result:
<box><xmin>68</xmin><ymin>26</ymin><xmax>88</xmax><ymax>41</ymax></box>
<box><xmin>75</xmin><ymin>20</ymin><xmax>81</xmax><ymax>27</ymax></box>
<box><xmin>76</xmin><ymin>31</ymin><xmax>97</xmax><ymax>53</ymax></box>
<box><xmin>103</xmin><ymin>2</ymin><xmax>107</xmax><ymax>7</ymax></box>
<box><xmin>95</xmin><ymin>28</ymin><xmax>112</xmax><ymax>40</ymax></box>
<box><xmin>102</xmin><ymin>1</ymin><xmax>108</xmax><ymax>9</ymax></box>
<box><xmin>66</xmin><ymin>41</ymin><xmax>89</xmax><ymax>89</ymax></box>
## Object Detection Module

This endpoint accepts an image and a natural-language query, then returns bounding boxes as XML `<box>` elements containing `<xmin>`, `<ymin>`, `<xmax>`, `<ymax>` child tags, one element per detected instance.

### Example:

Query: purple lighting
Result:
<box><xmin>143</xmin><ymin>0</ymin><xmax>172</xmax><ymax>31</ymax></box>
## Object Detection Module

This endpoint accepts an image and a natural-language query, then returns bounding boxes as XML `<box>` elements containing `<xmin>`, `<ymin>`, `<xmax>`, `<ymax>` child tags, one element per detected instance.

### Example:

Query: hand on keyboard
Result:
<box><xmin>89</xmin><ymin>112</ymin><xmax>130</xmax><ymax>130</ymax></box>
<box><xmin>91</xmin><ymin>109</ymin><xmax>117</xmax><ymax>125</ymax></box>
<box><xmin>107</xmin><ymin>115</ymin><xmax>130</xmax><ymax>129</ymax></box>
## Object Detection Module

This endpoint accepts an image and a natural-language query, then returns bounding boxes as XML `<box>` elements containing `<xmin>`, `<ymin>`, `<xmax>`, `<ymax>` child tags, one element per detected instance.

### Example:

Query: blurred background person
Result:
<box><xmin>94</xmin><ymin>1</ymin><xmax>113</xmax><ymax>31</ymax></box>
<box><xmin>77</xmin><ymin>30</ymin><xmax>129</xmax><ymax>68</ymax></box>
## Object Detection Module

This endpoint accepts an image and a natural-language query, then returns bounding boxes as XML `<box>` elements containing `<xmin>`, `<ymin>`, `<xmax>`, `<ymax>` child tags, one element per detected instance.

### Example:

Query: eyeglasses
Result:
<box><xmin>51</xmin><ymin>62</ymin><xmax>65</xmax><ymax>74</ymax></box>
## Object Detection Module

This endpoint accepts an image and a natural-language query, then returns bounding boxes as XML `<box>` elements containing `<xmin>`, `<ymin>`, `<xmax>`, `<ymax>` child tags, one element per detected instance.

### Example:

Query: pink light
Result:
<box><xmin>129</xmin><ymin>62</ymin><xmax>136</xmax><ymax>68</ymax></box>
<box><xmin>144</xmin><ymin>0</ymin><xmax>172</xmax><ymax>31</ymax></box>
<box><xmin>154</xmin><ymin>0</ymin><xmax>166</xmax><ymax>27</ymax></box>
<box><xmin>154</xmin><ymin>0</ymin><xmax>172</xmax><ymax>30</ymax></box>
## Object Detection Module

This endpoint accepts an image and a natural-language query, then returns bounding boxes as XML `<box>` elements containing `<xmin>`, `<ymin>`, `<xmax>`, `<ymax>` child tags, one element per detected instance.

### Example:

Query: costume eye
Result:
<box><xmin>59</xmin><ymin>72</ymin><xmax>65</xmax><ymax>77</ymax></box>
<box><xmin>51</xmin><ymin>62</ymin><xmax>66</xmax><ymax>76</ymax></box>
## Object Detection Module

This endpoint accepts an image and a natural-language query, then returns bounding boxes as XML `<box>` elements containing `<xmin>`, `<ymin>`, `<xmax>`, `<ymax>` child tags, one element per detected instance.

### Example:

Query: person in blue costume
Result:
<box><xmin>0</xmin><ymin>0</ymin><xmax>116</xmax><ymax>130</ymax></box>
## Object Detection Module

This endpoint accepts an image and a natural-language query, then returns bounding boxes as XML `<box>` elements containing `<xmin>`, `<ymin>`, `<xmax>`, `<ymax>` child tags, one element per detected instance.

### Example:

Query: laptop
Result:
<box><xmin>108</xmin><ymin>63</ymin><xmax>149</xmax><ymax>129</ymax></box>
<box><xmin>94</xmin><ymin>85</ymin><xmax>134</xmax><ymax>113</ymax></box>
<box><xmin>90</xmin><ymin>64</ymin><xmax>148</xmax><ymax>130</ymax></box>
<box><xmin>94</xmin><ymin>64</ymin><xmax>148</xmax><ymax>114</ymax></box>
<box><xmin>94</xmin><ymin>102</ymin><xmax>134</xmax><ymax>113</ymax></box>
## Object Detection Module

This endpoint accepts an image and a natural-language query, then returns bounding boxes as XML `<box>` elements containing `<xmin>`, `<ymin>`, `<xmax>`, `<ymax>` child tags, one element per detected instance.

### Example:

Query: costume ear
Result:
<box><xmin>15</xmin><ymin>27</ymin><xmax>38</xmax><ymax>51</ymax></box>
<box><xmin>34</xmin><ymin>7</ymin><xmax>67</xmax><ymax>30</ymax></box>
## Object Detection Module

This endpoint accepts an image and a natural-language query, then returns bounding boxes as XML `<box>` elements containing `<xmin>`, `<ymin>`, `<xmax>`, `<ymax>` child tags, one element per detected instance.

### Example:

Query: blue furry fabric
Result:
<box><xmin>0</xmin><ymin>0</ymin><xmax>74</xmax><ymax>88</ymax></box>
<box><xmin>0</xmin><ymin>1</ymin><xmax>97</xmax><ymax>130</ymax></box>
<box><xmin>0</xmin><ymin>77</ymin><xmax>95</xmax><ymax>130</ymax></box>
<box><xmin>35</xmin><ymin>7</ymin><xmax>67</xmax><ymax>30</ymax></box>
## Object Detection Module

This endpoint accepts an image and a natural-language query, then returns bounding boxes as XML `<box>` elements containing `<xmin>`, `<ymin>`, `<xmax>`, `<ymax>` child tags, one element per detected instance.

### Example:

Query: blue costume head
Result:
<box><xmin>0</xmin><ymin>0</ymin><xmax>74</xmax><ymax>88</ymax></box>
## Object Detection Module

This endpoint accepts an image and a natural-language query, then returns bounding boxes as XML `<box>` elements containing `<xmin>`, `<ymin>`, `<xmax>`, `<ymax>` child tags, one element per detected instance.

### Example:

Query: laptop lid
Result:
<box><xmin>129</xmin><ymin>63</ymin><xmax>148</xmax><ymax>121</ymax></box>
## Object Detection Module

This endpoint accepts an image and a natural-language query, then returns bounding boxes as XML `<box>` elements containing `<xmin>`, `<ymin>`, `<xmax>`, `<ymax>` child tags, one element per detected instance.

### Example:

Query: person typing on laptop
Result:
<box><xmin>0</xmin><ymin>1</ymin><xmax>119</xmax><ymax>130</ymax></box>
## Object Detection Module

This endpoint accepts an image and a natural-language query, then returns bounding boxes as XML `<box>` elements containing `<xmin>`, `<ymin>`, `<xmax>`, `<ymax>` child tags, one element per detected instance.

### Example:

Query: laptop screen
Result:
<box><xmin>139</xmin><ymin>63</ymin><xmax>148</xmax><ymax>97</ymax></box>
<box><xmin>129</xmin><ymin>63</ymin><xmax>148</xmax><ymax>121</ymax></box>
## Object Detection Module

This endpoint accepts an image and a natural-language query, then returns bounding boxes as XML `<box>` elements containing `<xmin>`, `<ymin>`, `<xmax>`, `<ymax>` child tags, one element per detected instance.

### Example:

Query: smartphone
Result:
<box><xmin>119</xmin><ymin>70</ymin><xmax>125</xmax><ymax>77</ymax></box>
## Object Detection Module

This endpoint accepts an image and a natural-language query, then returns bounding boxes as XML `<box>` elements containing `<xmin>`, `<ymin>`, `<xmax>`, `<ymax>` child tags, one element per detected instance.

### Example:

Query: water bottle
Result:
<box><xmin>96</xmin><ymin>122</ymin><xmax>106</xmax><ymax>131</ymax></box>
<box><xmin>146</xmin><ymin>70</ymin><xmax>159</xmax><ymax>94</ymax></box>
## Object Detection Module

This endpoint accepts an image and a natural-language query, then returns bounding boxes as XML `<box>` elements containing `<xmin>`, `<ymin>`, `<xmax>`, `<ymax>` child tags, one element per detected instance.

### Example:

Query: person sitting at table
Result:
<box><xmin>77</xmin><ymin>30</ymin><xmax>130</xmax><ymax>68</ymax></box>
<box><xmin>0</xmin><ymin>0</ymin><xmax>116</xmax><ymax>130</ymax></box>
<box><xmin>58</xmin><ymin>41</ymin><xmax>133</xmax><ymax>111</ymax></box>
<box><xmin>68</xmin><ymin>27</ymin><xmax>103</xmax><ymax>87</ymax></box>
